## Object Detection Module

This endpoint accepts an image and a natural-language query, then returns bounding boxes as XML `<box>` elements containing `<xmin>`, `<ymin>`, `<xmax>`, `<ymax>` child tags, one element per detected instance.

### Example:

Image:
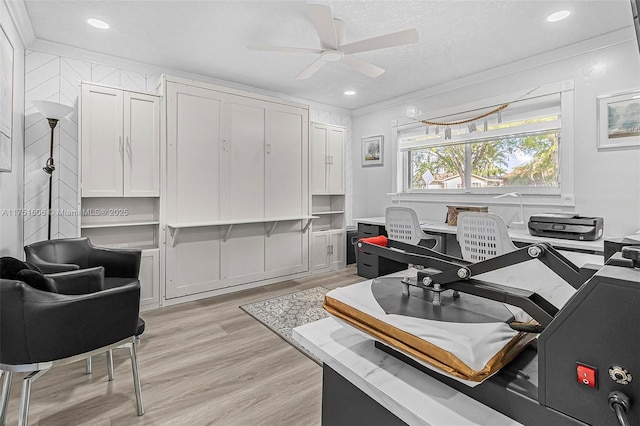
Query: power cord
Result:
<box><xmin>609</xmin><ymin>391</ymin><xmax>632</xmax><ymax>426</ymax></box>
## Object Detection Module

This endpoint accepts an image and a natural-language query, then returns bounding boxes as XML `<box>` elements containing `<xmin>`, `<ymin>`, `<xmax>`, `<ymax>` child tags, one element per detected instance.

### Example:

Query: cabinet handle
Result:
<box><xmin>126</xmin><ymin>137</ymin><xmax>132</xmax><ymax>160</ymax></box>
<box><xmin>330</xmin><ymin>155</ymin><xmax>334</xmax><ymax>164</ymax></box>
<box><xmin>326</xmin><ymin>155</ymin><xmax>331</xmax><ymax>164</ymax></box>
<box><xmin>329</xmin><ymin>245</ymin><xmax>334</xmax><ymax>254</ymax></box>
<box><xmin>327</xmin><ymin>245</ymin><xmax>331</xmax><ymax>255</ymax></box>
<box><xmin>223</xmin><ymin>139</ymin><xmax>228</xmax><ymax>151</ymax></box>
<box><xmin>119</xmin><ymin>137</ymin><xmax>123</xmax><ymax>157</ymax></box>
<box><xmin>266</xmin><ymin>144</ymin><xmax>271</xmax><ymax>154</ymax></box>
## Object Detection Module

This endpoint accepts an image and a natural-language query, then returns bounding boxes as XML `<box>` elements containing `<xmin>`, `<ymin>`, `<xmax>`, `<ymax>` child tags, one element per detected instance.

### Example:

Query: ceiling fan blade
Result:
<box><xmin>308</xmin><ymin>3</ymin><xmax>338</xmax><ymax>50</ymax></box>
<box><xmin>340</xmin><ymin>28</ymin><xmax>419</xmax><ymax>54</ymax></box>
<box><xmin>247</xmin><ymin>44</ymin><xmax>322</xmax><ymax>54</ymax></box>
<box><xmin>296</xmin><ymin>58</ymin><xmax>328</xmax><ymax>80</ymax></box>
<box><xmin>342</xmin><ymin>55</ymin><xmax>385</xmax><ymax>78</ymax></box>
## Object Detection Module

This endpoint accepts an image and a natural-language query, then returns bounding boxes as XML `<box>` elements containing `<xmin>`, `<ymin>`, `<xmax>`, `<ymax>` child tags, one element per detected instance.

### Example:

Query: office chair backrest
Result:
<box><xmin>385</xmin><ymin>207</ymin><xmax>432</xmax><ymax>246</ymax></box>
<box><xmin>457</xmin><ymin>212</ymin><xmax>517</xmax><ymax>262</ymax></box>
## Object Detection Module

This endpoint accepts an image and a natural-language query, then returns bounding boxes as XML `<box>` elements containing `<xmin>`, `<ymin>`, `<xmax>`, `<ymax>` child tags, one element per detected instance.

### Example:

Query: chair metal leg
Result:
<box><xmin>18</xmin><ymin>370</ymin><xmax>47</xmax><ymax>426</ymax></box>
<box><xmin>0</xmin><ymin>371</ymin><xmax>14</xmax><ymax>426</ymax></box>
<box><xmin>86</xmin><ymin>356</ymin><xmax>92</xmax><ymax>374</ymax></box>
<box><xmin>107</xmin><ymin>350</ymin><xmax>115</xmax><ymax>381</ymax></box>
<box><xmin>129</xmin><ymin>340</ymin><xmax>144</xmax><ymax>416</ymax></box>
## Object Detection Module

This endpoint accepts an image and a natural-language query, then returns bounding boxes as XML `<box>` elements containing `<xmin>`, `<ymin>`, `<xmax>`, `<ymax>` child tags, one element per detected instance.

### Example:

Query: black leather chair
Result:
<box><xmin>0</xmin><ymin>257</ymin><xmax>144</xmax><ymax>426</ymax></box>
<box><xmin>24</xmin><ymin>237</ymin><xmax>141</xmax><ymax>287</ymax></box>
<box><xmin>24</xmin><ymin>237</ymin><xmax>146</xmax><ymax>376</ymax></box>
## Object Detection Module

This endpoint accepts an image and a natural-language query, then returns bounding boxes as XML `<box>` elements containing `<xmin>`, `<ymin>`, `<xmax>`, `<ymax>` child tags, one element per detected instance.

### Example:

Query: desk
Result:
<box><xmin>355</xmin><ymin>217</ymin><xmax>605</xmax><ymax>255</ymax></box>
<box><xmin>293</xmin><ymin>317</ymin><xmax>522</xmax><ymax>426</ymax></box>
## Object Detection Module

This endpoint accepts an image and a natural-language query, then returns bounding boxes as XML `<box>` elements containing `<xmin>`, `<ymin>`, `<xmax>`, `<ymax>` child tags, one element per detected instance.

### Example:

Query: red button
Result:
<box><xmin>577</xmin><ymin>364</ymin><xmax>597</xmax><ymax>388</ymax></box>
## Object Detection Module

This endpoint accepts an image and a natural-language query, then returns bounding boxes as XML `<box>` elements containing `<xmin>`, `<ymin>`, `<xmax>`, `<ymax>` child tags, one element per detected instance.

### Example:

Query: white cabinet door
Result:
<box><xmin>81</xmin><ymin>85</ymin><xmax>124</xmax><ymax>197</ymax></box>
<box><xmin>124</xmin><ymin>92</ymin><xmax>159</xmax><ymax>197</ymax></box>
<box><xmin>330</xmin><ymin>230</ymin><xmax>346</xmax><ymax>269</ymax></box>
<box><xmin>265</xmin><ymin>220</ymin><xmax>308</xmax><ymax>278</ymax></box>
<box><xmin>265</xmin><ymin>106</ymin><xmax>307</xmax><ymax>217</ymax></box>
<box><xmin>220</xmin><ymin>223</ymin><xmax>265</xmax><ymax>285</ymax></box>
<box><xmin>328</xmin><ymin>127</ymin><xmax>345</xmax><ymax>194</ymax></box>
<box><xmin>311</xmin><ymin>124</ymin><xmax>328</xmax><ymax>195</ymax></box>
<box><xmin>311</xmin><ymin>232</ymin><xmax>330</xmax><ymax>271</ymax></box>
<box><xmin>139</xmin><ymin>248</ymin><xmax>160</xmax><ymax>308</ymax></box>
<box><xmin>220</xmin><ymin>99</ymin><xmax>265</xmax><ymax>220</ymax></box>
<box><xmin>165</xmin><ymin>227</ymin><xmax>223</xmax><ymax>298</ymax></box>
<box><xmin>166</xmin><ymin>83</ymin><xmax>223</xmax><ymax>223</ymax></box>
<box><xmin>310</xmin><ymin>123</ymin><xmax>345</xmax><ymax>195</ymax></box>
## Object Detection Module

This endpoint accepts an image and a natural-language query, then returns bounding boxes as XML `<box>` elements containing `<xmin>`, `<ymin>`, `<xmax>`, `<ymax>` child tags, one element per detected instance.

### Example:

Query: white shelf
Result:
<box><xmin>166</xmin><ymin>215</ymin><xmax>317</xmax><ymax>229</ymax></box>
<box><xmin>167</xmin><ymin>215</ymin><xmax>318</xmax><ymax>246</ymax></box>
<box><xmin>81</xmin><ymin>221</ymin><xmax>160</xmax><ymax>229</ymax></box>
<box><xmin>312</xmin><ymin>210</ymin><xmax>345</xmax><ymax>216</ymax></box>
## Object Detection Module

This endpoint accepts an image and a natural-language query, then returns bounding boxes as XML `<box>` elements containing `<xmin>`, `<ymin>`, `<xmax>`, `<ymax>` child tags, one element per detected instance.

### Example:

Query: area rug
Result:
<box><xmin>240</xmin><ymin>286</ymin><xmax>329</xmax><ymax>365</ymax></box>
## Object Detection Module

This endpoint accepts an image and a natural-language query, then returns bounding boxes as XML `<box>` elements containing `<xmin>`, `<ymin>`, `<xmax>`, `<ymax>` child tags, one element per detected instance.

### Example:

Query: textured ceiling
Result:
<box><xmin>23</xmin><ymin>0</ymin><xmax>634</xmax><ymax>109</ymax></box>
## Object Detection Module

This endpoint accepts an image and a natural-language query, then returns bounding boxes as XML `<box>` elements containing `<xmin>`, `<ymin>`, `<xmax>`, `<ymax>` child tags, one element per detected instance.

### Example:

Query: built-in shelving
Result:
<box><xmin>81</xmin><ymin>221</ymin><xmax>160</xmax><ymax>229</ymax></box>
<box><xmin>310</xmin><ymin>122</ymin><xmax>346</xmax><ymax>274</ymax></box>
<box><xmin>167</xmin><ymin>215</ymin><xmax>317</xmax><ymax>246</ymax></box>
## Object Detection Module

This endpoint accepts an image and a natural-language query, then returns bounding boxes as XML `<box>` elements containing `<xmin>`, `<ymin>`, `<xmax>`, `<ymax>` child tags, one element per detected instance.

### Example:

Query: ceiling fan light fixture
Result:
<box><xmin>546</xmin><ymin>10</ymin><xmax>570</xmax><ymax>22</ymax></box>
<box><xmin>321</xmin><ymin>50</ymin><xmax>344</xmax><ymax>62</ymax></box>
<box><xmin>344</xmin><ymin>90</ymin><xmax>356</xmax><ymax>96</ymax></box>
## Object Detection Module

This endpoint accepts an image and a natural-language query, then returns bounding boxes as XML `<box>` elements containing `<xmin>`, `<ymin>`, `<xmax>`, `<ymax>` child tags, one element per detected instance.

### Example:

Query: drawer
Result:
<box><xmin>357</xmin><ymin>263</ymin><xmax>379</xmax><ymax>279</ymax></box>
<box><xmin>358</xmin><ymin>223</ymin><xmax>384</xmax><ymax>239</ymax></box>
<box><xmin>356</xmin><ymin>250</ymin><xmax>378</xmax><ymax>266</ymax></box>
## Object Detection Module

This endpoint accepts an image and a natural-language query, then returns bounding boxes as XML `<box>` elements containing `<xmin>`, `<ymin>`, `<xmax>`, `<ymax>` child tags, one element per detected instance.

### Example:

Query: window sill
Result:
<box><xmin>390</xmin><ymin>191</ymin><xmax>575</xmax><ymax>208</ymax></box>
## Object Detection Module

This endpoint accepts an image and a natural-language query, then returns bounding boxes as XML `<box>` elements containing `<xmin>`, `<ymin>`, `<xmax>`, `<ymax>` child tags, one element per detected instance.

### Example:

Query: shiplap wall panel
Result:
<box><xmin>23</xmin><ymin>50</ymin><xmax>159</xmax><ymax>245</ymax></box>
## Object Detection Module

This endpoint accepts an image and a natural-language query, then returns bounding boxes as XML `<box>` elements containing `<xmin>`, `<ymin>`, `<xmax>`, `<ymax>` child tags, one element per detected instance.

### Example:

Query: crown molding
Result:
<box><xmin>4</xmin><ymin>0</ymin><xmax>35</xmax><ymax>46</ymax></box>
<box><xmin>352</xmin><ymin>26</ymin><xmax>636</xmax><ymax>117</ymax></box>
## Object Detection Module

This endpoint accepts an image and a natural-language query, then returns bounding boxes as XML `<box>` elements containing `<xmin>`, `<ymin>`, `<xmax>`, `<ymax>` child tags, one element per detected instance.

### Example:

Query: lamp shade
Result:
<box><xmin>31</xmin><ymin>100</ymin><xmax>74</xmax><ymax>120</ymax></box>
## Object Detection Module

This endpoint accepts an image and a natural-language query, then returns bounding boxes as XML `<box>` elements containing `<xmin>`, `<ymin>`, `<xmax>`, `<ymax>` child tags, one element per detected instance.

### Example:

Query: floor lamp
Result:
<box><xmin>31</xmin><ymin>101</ymin><xmax>74</xmax><ymax>240</ymax></box>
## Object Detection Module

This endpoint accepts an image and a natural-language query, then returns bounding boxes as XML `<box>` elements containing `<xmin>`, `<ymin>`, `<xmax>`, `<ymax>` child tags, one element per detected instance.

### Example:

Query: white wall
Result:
<box><xmin>17</xmin><ymin>44</ymin><xmax>352</xmax><ymax>248</ymax></box>
<box><xmin>351</xmin><ymin>29</ymin><xmax>640</xmax><ymax>237</ymax></box>
<box><xmin>0</xmin><ymin>1</ymin><xmax>25</xmax><ymax>258</ymax></box>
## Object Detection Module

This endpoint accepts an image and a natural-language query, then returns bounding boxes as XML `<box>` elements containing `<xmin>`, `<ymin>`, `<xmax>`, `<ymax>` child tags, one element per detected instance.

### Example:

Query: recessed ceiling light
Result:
<box><xmin>547</xmin><ymin>10</ymin><xmax>570</xmax><ymax>22</ymax></box>
<box><xmin>344</xmin><ymin>90</ymin><xmax>356</xmax><ymax>96</ymax></box>
<box><xmin>87</xmin><ymin>18</ymin><xmax>109</xmax><ymax>29</ymax></box>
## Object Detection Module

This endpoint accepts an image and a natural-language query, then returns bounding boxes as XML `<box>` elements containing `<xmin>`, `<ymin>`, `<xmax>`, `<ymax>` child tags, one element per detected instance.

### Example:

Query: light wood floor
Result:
<box><xmin>2</xmin><ymin>265</ymin><xmax>364</xmax><ymax>426</ymax></box>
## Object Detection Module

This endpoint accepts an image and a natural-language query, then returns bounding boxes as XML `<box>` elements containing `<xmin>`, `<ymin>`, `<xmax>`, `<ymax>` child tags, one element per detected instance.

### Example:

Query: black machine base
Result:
<box><xmin>373</xmin><ymin>341</ymin><xmax>587</xmax><ymax>426</ymax></box>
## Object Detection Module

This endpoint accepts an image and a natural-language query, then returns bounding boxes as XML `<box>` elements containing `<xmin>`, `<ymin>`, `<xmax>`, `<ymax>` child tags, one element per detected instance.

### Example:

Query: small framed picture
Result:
<box><xmin>597</xmin><ymin>90</ymin><xmax>640</xmax><ymax>149</ymax></box>
<box><xmin>362</xmin><ymin>135</ymin><xmax>383</xmax><ymax>167</ymax></box>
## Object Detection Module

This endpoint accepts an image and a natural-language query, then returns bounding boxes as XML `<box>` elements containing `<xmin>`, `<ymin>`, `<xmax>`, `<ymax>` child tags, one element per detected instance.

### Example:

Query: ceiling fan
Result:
<box><xmin>247</xmin><ymin>3</ymin><xmax>419</xmax><ymax>80</ymax></box>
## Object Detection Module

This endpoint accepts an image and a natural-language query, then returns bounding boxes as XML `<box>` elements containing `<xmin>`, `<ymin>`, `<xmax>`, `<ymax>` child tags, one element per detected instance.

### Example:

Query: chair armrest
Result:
<box><xmin>47</xmin><ymin>267</ymin><xmax>105</xmax><ymax>294</ymax></box>
<box><xmin>19</xmin><ymin>281</ymin><xmax>141</xmax><ymax>363</ymax></box>
<box><xmin>26</xmin><ymin>255</ymin><xmax>80</xmax><ymax>274</ymax></box>
<box><xmin>88</xmin><ymin>247</ymin><xmax>141</xmax><ymax>278</ymax></box>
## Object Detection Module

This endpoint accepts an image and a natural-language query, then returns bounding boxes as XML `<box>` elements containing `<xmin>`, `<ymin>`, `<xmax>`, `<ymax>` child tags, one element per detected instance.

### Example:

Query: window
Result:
<box><xmin>397</xmin><ymin>88</ymin><xmax>569</xmax><ymax>196</ymax></box>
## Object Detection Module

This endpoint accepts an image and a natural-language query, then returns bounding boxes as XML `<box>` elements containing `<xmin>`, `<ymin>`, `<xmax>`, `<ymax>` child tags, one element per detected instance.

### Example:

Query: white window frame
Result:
<box><xmin>390</xmin><ymin>80</ymin><xmax>575</xmax><ymax>207</ymax></box>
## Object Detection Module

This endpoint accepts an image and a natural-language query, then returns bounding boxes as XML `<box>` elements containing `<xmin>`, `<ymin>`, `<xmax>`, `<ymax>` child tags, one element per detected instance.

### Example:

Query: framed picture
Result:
<box><xmin>597</xmin><ymin>90</ymin><xmax>640</xmax><ymax>149</ymax></box>
<box><xmin>362</xmin><ymin>135</ymin><xmax>383</xmax><ymax>166</ymax></box>
<box><xmin>0</xmin><ymin>25</ymin><xmax>13</xmax><ymax>172</ymax></box>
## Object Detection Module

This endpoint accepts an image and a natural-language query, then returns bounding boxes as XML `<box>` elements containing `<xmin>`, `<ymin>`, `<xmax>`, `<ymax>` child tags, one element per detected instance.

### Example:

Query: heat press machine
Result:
<box><xmin>328</xmin><ymin>236</ymin><xmax>640</xmax><ymax>426</ymax></box>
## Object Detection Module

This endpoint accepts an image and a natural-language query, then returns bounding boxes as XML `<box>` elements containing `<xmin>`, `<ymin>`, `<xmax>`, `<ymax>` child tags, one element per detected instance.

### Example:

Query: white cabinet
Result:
<box><xmin>312</xmin><ymin>230</ymin><xmax>345</xmax><ymax>273</ymax></box>
<box><xmin>164</xmin><ymin>77</ymin><xmax>310</xmax><ymax>300</ymax></box>
<box><xmin>311</xmin><ymin>123</ymin><xmax>345</xmax><ymax>195</ymax></box>
<box><xmin>310</xmin><ymin>122</ymin><xmax>346</xmax><ymax>274</ymax></box>
<box><xmin>81</xmin><ymin>83</ymin><xmax>159</xmax><ymax>197</ymax></box>
<box><xmin>139</xmin><ymin>248</ymin><xmax>160</xmax><ymax>309</ymax></box>
<box><xmin>79</xmin><ymin>82</ymin><xmax>162</xmax><ymax>310</ymax></box>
